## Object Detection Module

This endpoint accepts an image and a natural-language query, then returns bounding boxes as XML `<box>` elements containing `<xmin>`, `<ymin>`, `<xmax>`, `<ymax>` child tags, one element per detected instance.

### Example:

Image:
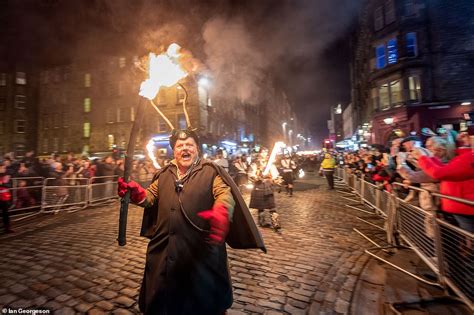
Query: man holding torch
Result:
<box><xmin>117</xmin><ymin>44</ymin><xmax>265</xmax><ymax>315</ymax></box>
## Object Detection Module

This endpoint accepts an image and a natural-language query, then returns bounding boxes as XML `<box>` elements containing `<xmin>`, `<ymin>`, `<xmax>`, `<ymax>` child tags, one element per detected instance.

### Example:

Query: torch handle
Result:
<box><xmin>118</xmin><ymin>98</ymin><xmax>146</xmax><ymax>246</ymax></box>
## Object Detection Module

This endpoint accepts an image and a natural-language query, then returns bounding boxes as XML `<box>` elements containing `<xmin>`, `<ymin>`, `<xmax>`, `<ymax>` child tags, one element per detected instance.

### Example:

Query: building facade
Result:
<box><xmin>0</xmin><ymin>66</ymin><xmax>39</xmax><ymax>158</ymax></box>
<box><xmin>37</xmin><ymin>55</ymin><xmax>297</xmax><ymax>157</ymax></box>
<box><xmin>351</xmin><ymin>0</ymin><xmax>474</xmax><ymax>145</ymax></box>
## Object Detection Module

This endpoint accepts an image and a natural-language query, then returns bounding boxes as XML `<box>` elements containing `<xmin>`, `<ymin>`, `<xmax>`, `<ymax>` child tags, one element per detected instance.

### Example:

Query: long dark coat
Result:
<box><xmin>139</xmin><ymin>159</ymin><xmax>265</xmax><ymax>315</ymax></box>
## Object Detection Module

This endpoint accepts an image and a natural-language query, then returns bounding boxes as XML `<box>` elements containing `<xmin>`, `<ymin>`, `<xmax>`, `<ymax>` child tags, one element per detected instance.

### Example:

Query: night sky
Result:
<box><xmin>1</xmin><ymin>0</ymin><xmax>359</xmax><ymax>145</ymax></box>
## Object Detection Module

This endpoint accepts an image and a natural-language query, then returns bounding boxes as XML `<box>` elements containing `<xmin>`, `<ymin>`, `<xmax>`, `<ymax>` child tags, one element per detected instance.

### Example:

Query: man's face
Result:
<box><xmin>174</xmin><ymin>137</ymin><xmax>198</xmax><ymax>170</ymax></box>
<box><xmin>403</xmin><ymin>141</ymin><xmax>414</xmax><ymax>151</ymax></box>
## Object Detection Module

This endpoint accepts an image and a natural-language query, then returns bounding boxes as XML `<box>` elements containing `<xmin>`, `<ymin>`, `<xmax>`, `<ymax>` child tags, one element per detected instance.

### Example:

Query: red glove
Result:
<box><xmin>117</xmin><ymin>177</ymin><xmax>147</xmax><ymax>204</ymax></box>
<box><xmin>198</xmin><ymin>204</ymin><xmax>229</xmax><ymax>245</ymax></box>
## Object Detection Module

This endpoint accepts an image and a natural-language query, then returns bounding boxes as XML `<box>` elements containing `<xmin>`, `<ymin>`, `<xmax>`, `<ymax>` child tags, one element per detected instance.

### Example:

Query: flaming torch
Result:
<box><xmin>118</xmin><ymin>43</ymin><xmax>189</xmax><ymax>246</ymax></box>
<box><xmin>262</xmin><ymin>141</ymin><xmax>285</xmax><ymax>176</ymax></box>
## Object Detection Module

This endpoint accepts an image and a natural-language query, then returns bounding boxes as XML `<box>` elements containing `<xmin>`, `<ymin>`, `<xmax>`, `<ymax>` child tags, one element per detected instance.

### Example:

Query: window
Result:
<box><xmin>374</xmin><ymin>7</ymin><xmax>384</xmax><ymax>31</ymax></box>
<box><xmin>14</xmin><ymin>120</ymin><xmax>26</xmax><ymax>133</ymax></box>
<box><xmin>0</xmin><ymin>121</ymin><xmax>4</xmax><ymax>134</ymax></box>
<box><xmin>0</xmin><ymin>73</ymin><xmax>6</xmax><ymax>86</ymax></box>
<box><xmin>379</xmin><ymin>84</ymin><xmax>390</xmax><ymax>110</ymax></box>
<box><xmin>84</xmin><ymin>73</ymin><xmax>91</xmax><ymax>87</ymax></box>
<box><xmin>119</xmin><ymin>57</ymin><xmax>126</xmax><ymax>68</ymax></box>
<box><xmin>131</xmin><ymin>107</ymin><xmax>135</xmax><ymax>122</ymax></box>
<box><xmin>82</xmin><ymin>145</ymin><xmax>90</xmax><ymax>154</ymax></box>
<box><xmin>16</xmin><ymin>72</ymin><xmax>26</xmax><ymax>85</ymax></box>
<box><xmin>84</xmin><ymin>98</ymin><xmax>91</xmax><ymax>112</ymax></box>
<box><xmin>387</xmin><ymin>38</ymin><xmax>398</xmax><ymax>64</ymax></box>
<box><xmin>53</xmin><ymin>113</ymin><xmax>60</xmax><ymax>128</ymax></box>
<box><xmin>108</xmin><ymin>134</ymin><xmax>115</xmax><ymax>150</ymax></box>
<box><xmin>158</xmin><ymin>119</ymin><xmax>167</xmax><ymax>132</ymax></box>
<box><xmin>390</xmin><ymin>80</ymin><xmax>403</xmax><ymax>105</ymax></box>
<box><xmin>106</xmin><ymin>109</ymin><xmax>114</xmax><ymax>123</ymax></box>
<box><xmin>83</xmin><ymin>122</ymin><xmax>91</xmax><ymax>138</ymax></box>
<box><xmin>384</xmin><ymin>0</ymin><xmax>396</xmax><ymax>24</ymax></box>
<box><xmin>43</xmin><ymin>114</ymin><xmax>49</xmax><ymax>129</ymax></box>
<box><xmin>42</xmin><ymin>138</ymin><xmax>48</xmax><ymax>153</ymax></box>
<box><xmin>176</xmin><ymin>87</ymin><xmax>185</xmax><ymax>105</ymax></box>
<box><xmin>117</xmin><ymin>108</ymin><xmax>124</xmax><ymax>122</ymax></box>
<box><xmin>15</xmin><ymin>144</ymin><xmax>26</xmax><ymax>158</ymax></box>
<box><xmin>376</xmin><ymin>45</ymin><xmax>386</xmax><ymax>69</ymax></box>
<box><xmin>408</xmin><ymin>75</ymin><xmax>421</xmax><ymax>102</ymax></box>
<box><xmin>158</xmin><ymin>89</ymin><xmax>167</xmax><ymax>105</ymax></box>
<box><xmin>53</xmin><ymin>137</ymin><xmax>59</xmax><ymax>152</ymax></box>
<box><xmin>177</xmin><ymin>114</ymin><xmax>187</xmax><ymax>129</ymax></box>
<box><xmin>15</xmin><ymin>95</ymin><xmax>26</xmax><ymax>109</ymax></box>
<box><xmin>404</xmin><ymin>0</ymin><xmax>416</xmax><ymax>16</ymax></box>
<box><xmin>406</xmin><ymin>32</ymin><xmax>417</xmax><ymax>57</ymax></box>
<box><xmin>62</xmin><ymin>112</ymin><xmax>69</xmax><ymax>128</ymax></box>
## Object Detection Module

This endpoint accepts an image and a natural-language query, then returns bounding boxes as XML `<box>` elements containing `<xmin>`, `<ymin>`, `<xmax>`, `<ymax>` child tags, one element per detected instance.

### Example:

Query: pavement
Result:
<box><xmin>0</xmin><ymin>173</ymin><xmax>469</xmax><ymax>314</ymax></box>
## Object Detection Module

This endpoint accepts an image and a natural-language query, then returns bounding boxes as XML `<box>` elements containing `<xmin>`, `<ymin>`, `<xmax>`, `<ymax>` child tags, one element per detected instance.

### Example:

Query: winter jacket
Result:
<box><xmin>418</xmin><ymin>149</ymin><xmax>474</xmax><ymax>215</ymax></box>
<box><xmin>321</xmin><ymin>155</ymin><xmax>336</xmax><ymax>170</ymax></box>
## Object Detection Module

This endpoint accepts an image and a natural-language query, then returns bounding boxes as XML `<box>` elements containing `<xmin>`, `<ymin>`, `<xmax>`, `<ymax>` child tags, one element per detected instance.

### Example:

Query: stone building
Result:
<box><xmin>351</xmin><ymin>0</ymin><xmax>474</xmax><ymax>144</ymax></box>
<box><xmin>37</xmin><ymin>55</ymin><xmax>296</xmax><ymax>157</ymax></box>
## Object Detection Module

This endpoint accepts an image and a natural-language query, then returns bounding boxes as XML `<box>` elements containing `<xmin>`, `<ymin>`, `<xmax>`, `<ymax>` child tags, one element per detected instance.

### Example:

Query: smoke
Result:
<box><xmin>202</xmin><ymin>17</ymin><xmax>271</xmax><ymax>105</ymax></box>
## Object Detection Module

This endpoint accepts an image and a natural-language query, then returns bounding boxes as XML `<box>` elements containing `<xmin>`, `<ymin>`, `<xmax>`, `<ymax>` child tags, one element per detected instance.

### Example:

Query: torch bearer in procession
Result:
<box><xmin>118</xmin><ymin>43</ymin><xmax>193</xmax><ymax>246</ymax></box>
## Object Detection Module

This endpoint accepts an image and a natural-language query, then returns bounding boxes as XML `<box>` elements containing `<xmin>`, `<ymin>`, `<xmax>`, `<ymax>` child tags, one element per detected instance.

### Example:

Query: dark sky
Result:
<box><xmin>2</xmin><ymin>0</ymin><xmax>359</xmax><ymax>145</ymax></box>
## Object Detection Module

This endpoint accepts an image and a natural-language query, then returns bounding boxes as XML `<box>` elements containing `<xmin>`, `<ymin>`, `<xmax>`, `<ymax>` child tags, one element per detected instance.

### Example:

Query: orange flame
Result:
<box><xmin>139</xmin><ymin>43</ymin><xmax>188</xmax><ymax>100</ymax></box>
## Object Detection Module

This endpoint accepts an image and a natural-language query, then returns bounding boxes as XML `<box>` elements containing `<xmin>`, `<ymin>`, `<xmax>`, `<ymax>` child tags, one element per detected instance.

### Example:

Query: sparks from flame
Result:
<box><xmin>146</xmin><ymin>139</ymin><xmax>161</xmax><ymax>169</ymax></box>
<box><xmin>263</xmin><ymin>142</ymin><xmax>285</xmax><ymax>176</ymax></box>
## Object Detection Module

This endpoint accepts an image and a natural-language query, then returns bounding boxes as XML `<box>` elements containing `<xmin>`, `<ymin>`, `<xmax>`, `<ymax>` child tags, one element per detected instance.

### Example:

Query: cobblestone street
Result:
<box><xmin>0</xmin><ymin>174</ymin><xmax>379</xmax><ymax>314</ymax></box>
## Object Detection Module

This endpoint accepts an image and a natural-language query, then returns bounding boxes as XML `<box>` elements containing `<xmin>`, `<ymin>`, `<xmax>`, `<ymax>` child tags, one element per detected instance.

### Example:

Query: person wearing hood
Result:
<box><xmin>320</xmin><ymin>153</ymin><xmax>337</xmax><ymax>190</ymax></box>
<box><xmin>118</xmin><ymin>128</ymin><xmax>265</xmax><ymax>315</ymax></box>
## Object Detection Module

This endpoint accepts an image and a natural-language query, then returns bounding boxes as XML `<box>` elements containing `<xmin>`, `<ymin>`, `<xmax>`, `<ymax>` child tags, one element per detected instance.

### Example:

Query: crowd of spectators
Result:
<box><xmin>336</xmin><ymin>128</ymin><xmax>473</xmax><ymax>233</ymax></box>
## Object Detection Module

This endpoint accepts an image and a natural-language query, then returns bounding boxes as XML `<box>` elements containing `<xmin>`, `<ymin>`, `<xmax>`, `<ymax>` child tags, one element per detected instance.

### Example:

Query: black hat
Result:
<box><xmin>400</xmin><ymin>135</ymin><xmax>421</xmax><ymax>145</ymax></box>
<box><xmin>169</xmin><ymin>128</ymin><xmax>200</xmax><ymax>149</ymax></box>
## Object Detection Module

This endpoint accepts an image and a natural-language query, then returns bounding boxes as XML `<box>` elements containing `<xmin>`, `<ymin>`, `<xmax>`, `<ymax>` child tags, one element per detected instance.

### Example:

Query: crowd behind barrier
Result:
<box><xmin>335</xmin><ymin>167</ymin><xmax>473</xmax><ymax>311</ymax></box>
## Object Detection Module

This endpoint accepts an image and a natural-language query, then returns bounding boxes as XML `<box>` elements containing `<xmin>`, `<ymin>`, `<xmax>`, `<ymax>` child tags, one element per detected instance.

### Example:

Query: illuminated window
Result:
<box><xmin>119</xmin><ymin>57</ymin><xmax>126</xmax><ymax>68</ymax></box>
<box><xmin>108</xmin><ymin>134</ymin><xmax>115</xmax><ymax>150</ymax></box>
<box><xmin>84</xmin><ymin>73</ymin><xmax>91</xmax><ymax>87</ymax></box>
<box><xmin>15</xmin><ymin>95</ymin><xmax>26</xmax><ymax>109</ymax></box>
<box><xmin>15</xmin><ymin>120</ymin><xmax>26</xmax><ymax>133</ymax></box>
<box><xmin>376</xmin><ymin>45</ymin><xmax>386</xmax><ymax>69</ymax></box>
<box><xmin>390</xmin><ymin>80</ymin><xmax>402</xmax><ymax>105</ymax></box>
<box><xmin>16</xmin><ymin>72</ymin><xmax>26</xmax><ymax>85</ymax></box>
<box><xmin>158</xmin><ymin>119</ymin><xmax>167</xmax><ymax>132</ymax></box>
<box><xmin>0</xmin><ymin>73</ymin><xmax>6</xmax><ymax>86</ymax></box>
<box><xmin>387</xmin><ymin>39</ymin><xmax>397</xmax><ymax>64</ymax></box>
<box><xmin>83</xmin><ymin>122</ymin><xmax>90</xmax><ymax>138</ymax></box>
<box><xmin>406</xmin><ymin>32</ymin><xmax>417</xmax><ymax>57</ymax></box>
<box><xmin>131</xmin><ymin>107</ymin><xmax>135</xmax><ymax>122</ymax></box>
<box><xmin>408</xmin><ymin>75</ymin><xmax>421</xmax><ymax>102</ymax></box>
<box><xmin>84</xmin><ymin>98</ymin><xmax>91</xmax><ymax>112</ymax></box>
<box><xmin>117</xmin><ymin>108</ymin><xmax>124</xmax><ymax>122</ymax></box>
<box><xmin>379</xmin><ymin>84</ymin><xmax>390</xmax><ymax>110</ymax></box>
<box><xmin>82</xmin><ymin>145</ymin><xmax>90</xmax><ymax>154</ymax></box>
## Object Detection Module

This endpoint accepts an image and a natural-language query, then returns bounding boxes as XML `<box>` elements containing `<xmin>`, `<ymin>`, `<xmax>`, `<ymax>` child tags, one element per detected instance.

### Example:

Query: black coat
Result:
<box><xmin>139</xmin><ymin>159</ymin><xmax>265</xmax><ymax>314</ymax></box>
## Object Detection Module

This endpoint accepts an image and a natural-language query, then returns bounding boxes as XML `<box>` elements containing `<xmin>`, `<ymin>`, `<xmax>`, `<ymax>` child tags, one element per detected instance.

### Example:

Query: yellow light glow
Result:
<box><xmin>146</xmin><ymin>139</ymin><xmax>161</xmax><ymax>169</ymax></box>
<box><xmin>263</xmin><ymin>141</ymin><xmax>285</xmax><ymax>176</ymax></box>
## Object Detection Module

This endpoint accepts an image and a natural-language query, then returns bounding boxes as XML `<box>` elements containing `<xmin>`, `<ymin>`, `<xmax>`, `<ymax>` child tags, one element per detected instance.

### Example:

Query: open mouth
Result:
<box><xmin>181</xmin><ymin>153</ymin><xmax>192</xmax><ymax>161</ymax></box>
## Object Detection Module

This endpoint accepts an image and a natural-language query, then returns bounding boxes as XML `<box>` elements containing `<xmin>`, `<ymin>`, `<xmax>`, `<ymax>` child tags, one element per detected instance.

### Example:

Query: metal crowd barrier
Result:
<box><xmin>89</xmin><ymin>176</ymin><xmax>119</xmax><ymax>206</ymax></box>
<box><xmin>9</xmin><ymin>177</ymin><xmax>44</xmax><ymax>220</ymax></box>
<box><xmin>335</xmin><ymin>167</ymin><xmax>473</xmax><ymax>311</ymax></box>
<box><xmin>42</xmin><ymin>177</ymin><xmax>90</xmax><ymax>213</ymax></box>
